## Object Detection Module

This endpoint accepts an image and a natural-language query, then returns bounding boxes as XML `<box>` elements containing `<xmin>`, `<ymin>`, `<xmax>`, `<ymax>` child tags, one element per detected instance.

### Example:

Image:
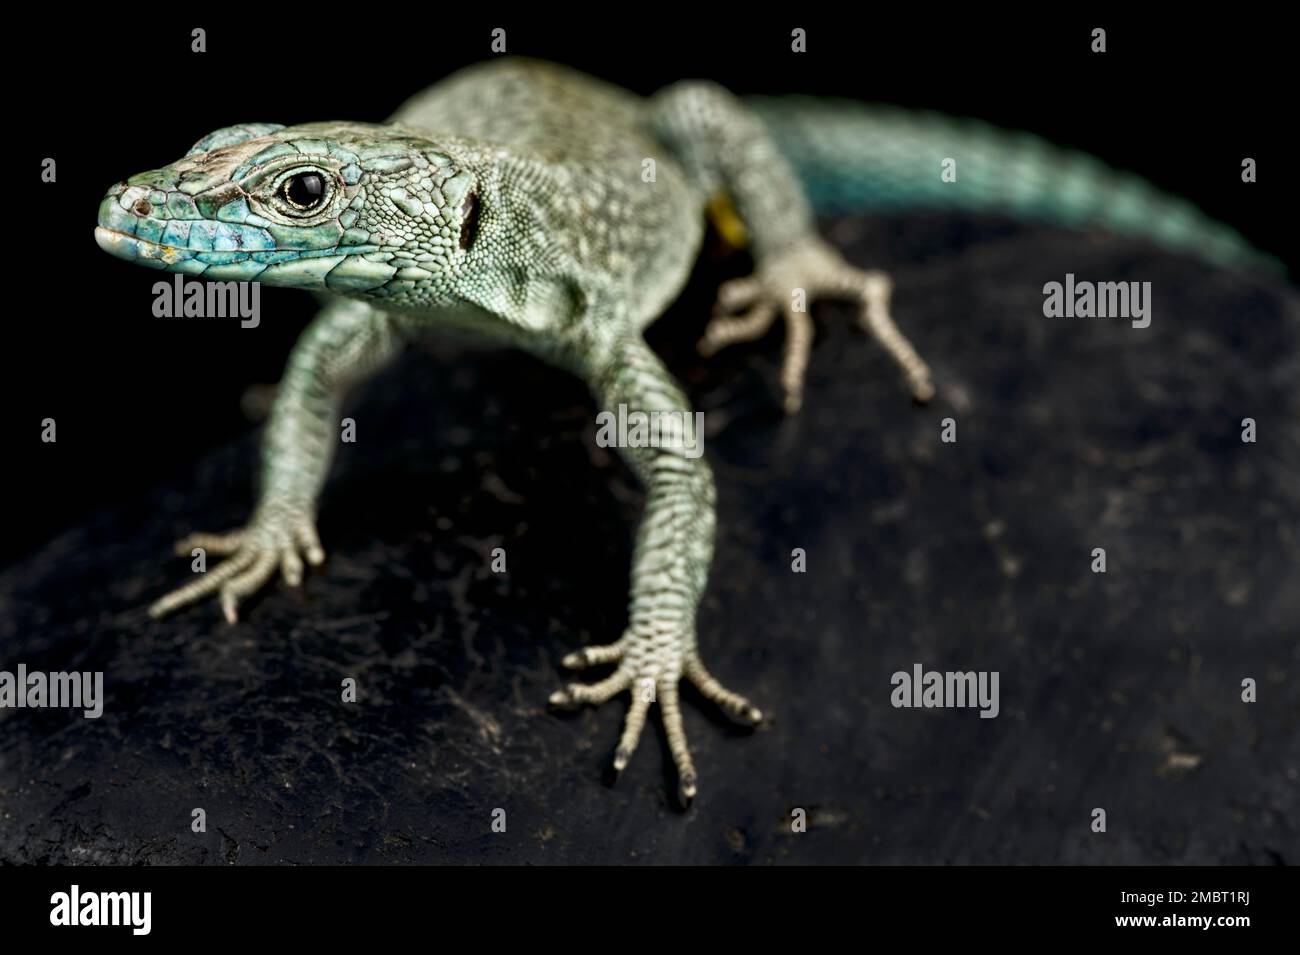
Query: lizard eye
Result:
<box><xmin>279</xmin><ymin>171</ymin><xmax>329</xmax><ymax>212</ymax></box>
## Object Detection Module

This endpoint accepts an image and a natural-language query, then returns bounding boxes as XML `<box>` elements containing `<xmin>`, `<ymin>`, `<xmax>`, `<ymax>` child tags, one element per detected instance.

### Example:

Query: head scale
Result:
<box><xmin>95</xmin><ymin>122</ymin><xmax>482</xmax><ymax>306</ymax></box>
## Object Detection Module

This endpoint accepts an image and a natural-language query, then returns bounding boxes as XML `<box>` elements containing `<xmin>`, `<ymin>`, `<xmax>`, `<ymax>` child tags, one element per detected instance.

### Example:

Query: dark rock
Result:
<box><xmin>2</xmin><ymin>216</ymin><xmax>1297</xmax><ymax>864</ymax></box>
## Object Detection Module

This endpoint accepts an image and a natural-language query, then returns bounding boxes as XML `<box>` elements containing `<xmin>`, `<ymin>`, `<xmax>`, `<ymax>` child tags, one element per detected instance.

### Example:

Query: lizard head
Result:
<box><xmin>95</xmin><ymin>122</ymin><xmax>482</xmax><ymax>302</ymax></box>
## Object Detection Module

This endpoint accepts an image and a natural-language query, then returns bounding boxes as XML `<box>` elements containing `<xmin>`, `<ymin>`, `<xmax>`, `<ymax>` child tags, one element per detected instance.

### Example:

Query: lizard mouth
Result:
<box><xmin>94</xmin><ymin>224</ymin><xmax>372</xmax><ymax>266</ymax></box>
<box><xmin>95</xmin><ymin>184</ymin><xmax>397</xmax><ymax>289</ymax></box>
<box><xmin>94</xmin><ymin>223</ymin><xmax>402</xmax><ymax>291</ymax></box>
<box><xmin>95</xmin><ymin>226</ymin><xmax>196</xmax><ymax>268</ymax></box>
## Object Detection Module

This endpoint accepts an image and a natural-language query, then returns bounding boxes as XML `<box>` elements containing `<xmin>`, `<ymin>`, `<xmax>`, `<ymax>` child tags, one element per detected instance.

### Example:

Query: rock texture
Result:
<box><xmin>2</xmin><ymin>216</ymin><xmax>1297</xmax><ymax>864</ymax></box>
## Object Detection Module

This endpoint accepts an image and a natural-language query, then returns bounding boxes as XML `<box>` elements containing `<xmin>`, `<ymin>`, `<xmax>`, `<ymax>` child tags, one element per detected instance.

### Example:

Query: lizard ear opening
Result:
<box><xmin>459</xmin><ymin>191</ymin><xmax>479</xmax><ymax>250</ymax></box>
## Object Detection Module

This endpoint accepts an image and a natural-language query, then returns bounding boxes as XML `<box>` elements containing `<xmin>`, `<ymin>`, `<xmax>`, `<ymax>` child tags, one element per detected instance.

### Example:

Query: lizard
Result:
<box><xmin>94</xmin><ymin>57</ymin><xmax>1271</xmax><ymax>805</ymax></box>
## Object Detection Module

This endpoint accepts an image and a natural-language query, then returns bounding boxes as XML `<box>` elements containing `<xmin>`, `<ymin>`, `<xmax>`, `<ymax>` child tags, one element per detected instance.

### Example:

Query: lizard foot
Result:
<box><xmin>697</xmin><ymin>241</ymin><xmax>934</xmax><ymax>412</ymax></box>
<box><xmin>549</xmin><ymin>633</ymin><xmax>762</xmax><ymax>806</ymax></box>
<box><xmin>148</xmin><ymin>509</ymin><xmax>325</xmax><ymax>623</ymax></box>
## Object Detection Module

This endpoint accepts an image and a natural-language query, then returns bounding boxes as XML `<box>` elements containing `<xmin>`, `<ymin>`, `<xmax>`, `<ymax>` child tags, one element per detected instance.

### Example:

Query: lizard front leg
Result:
<box><xmin>549</xmin><ymin>334</ymin><xmax>761</xmax><ymax>805</ymax></box>
<box><xmin>150</xmin><ymin>298</ymin><xmax>404</xmax><ymax>622</ymax></box>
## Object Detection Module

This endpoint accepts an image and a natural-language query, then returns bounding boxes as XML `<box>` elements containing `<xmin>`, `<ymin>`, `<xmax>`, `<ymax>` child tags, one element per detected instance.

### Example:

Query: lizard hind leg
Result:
<box><xmin>700</xmin><ymin>249</ymin><xmax>934</xmax><ymax>413</ymax></box>
<box><xmin>696</xmin><ymin>293</ymin><xmax>810</xmax><ymax>415</ymax></box>
<box><xmin>649</xmin><ymin>79</ymin><xmax>932</xmax><ymax>412</ymax></box>
<box><xmin>852</xmin><ymin>269</ymin><xmax>935</xmax><ymax>405</ymax></box>
<box><xmin>696</xmin><ymin>295</ymin><xmax>778</xmax><ymax>357</ymax></box>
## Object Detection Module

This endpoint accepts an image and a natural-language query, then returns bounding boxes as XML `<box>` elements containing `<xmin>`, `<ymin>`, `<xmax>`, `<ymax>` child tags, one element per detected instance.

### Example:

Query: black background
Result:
<box><xmin>0</xmin><ymin>865</ymin><xmax>1281</xmax><ymax>939</ymax></box>
<box><xmin>4</xmin><ymin>11</ymin><xmax>1290</xmax><ymax>562</ymax></box>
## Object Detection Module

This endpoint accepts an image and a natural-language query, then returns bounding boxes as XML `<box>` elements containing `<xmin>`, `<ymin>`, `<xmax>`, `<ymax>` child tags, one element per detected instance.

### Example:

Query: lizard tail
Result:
<box><xmin>748</xmin><ymin>96</ymin><xmax>1281</xmax><ymax>274</ymax></box>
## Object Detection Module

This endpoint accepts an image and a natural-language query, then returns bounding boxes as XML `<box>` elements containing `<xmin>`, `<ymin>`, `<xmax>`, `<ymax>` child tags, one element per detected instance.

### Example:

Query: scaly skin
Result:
<box><xmin>96</xmin><ymin>59</ymin><xmax>937</xmax><ymax>804</ymax></box>
<box><xmin>112</xmin><ymin>58</ymin><xmax>1230</xmax><ymax>805</ymax></box>
<box><xmin>750</xmin><ymin>97</ymin><xmax>1278</xmax><ymax>273</ymax></box>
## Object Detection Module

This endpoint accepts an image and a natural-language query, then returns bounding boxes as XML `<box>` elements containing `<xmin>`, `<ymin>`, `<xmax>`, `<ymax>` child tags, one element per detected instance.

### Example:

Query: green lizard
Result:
<box><xmin>94</xmin><ymin>58</ymin><xmax>1267</xmax><ymax>804</ymax></box>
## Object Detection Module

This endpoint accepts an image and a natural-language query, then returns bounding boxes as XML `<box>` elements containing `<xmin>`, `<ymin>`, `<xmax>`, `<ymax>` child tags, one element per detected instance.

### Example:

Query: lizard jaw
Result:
<box><xmin>95</xmin><ymin>226</ymin><xmax>194</xmax><ymax>269</ymax></box>
<box><xmin>94</xmin><ymin>223</ymin><xmax>401</xmax><ymax>291</ymax></box>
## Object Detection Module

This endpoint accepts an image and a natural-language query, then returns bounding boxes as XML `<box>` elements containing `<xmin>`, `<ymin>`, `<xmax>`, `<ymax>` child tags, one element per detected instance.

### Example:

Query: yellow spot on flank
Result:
<box><xmin>707</xmin><ymin>193</ymin><xmax>749</xmax><ymax>250</ymax></box>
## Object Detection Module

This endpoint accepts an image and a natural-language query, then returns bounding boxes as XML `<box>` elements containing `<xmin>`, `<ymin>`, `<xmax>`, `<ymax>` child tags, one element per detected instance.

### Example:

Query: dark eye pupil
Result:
<box><xmin>283</xmin><ymin>172</ymin><xmax>325</xmax><ymax>208</ymax></box>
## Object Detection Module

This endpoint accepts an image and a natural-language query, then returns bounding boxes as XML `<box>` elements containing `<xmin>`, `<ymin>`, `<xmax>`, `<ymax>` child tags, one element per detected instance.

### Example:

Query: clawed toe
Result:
<box><xmin>551</xmin><ymin>640</ymin><xmax>760</xmax><ymax>807</ymax></box>
<box><xmin>148</xmin><ymin>517</ymin><xmax>325</xmax><ymax>621</ymax></box>
<box><xmin>698</xmin><ymin>245</ymin><xmax>933</xmax><ymax>410</ymax></box>
<box><xmin>549</xmin><ymin>670</ymin><xmax>631</xmax><ymax>710</ymax></box>
<box><xmin>218</xmin><ymin>551</ymin><xmax>280</xmax><ymax>623</ymax></box>
<box><xmin>857</xmin><ymin>270</ymin><xmax>933</xmax><ymax>402</ymax></box>
<box><xmin>685</xmin><ymin>658</ymin><xmax>763</xmax><ymax>724</ymax></box>
<box><xmin>561</xmin><ymin>640</ymin><xmax>625</xmax><ymax>670</ymax></box>
<box><xmin>174</xmin><ymin>531</ymin><xmax>244</xmax><ymax>558</ymax></box>
<box><xmin>697</xmin><ymin>301</ymin><xmax>779</xmax><ymax>357</ymax></box>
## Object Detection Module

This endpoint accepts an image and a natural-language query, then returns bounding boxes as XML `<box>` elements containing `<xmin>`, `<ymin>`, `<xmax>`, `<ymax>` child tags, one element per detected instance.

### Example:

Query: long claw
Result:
<box><xmin>779</xmin><ymin>309</ymin><xmax>815</xmax><ymax>414</ymax></box>
<box><xmin>562</xmin><ymin>641</ymin><xmax>625</xmax><ymax>670</ymax></box>
<box><xmin>551</xmin><ymin>638</ymin><xmax>759</xmax><ymax>806</ymax></box>
<box><xmin>281</xmin><ymin>550</ymin><xmax>304</xmax><ymax>587</ymax></box>
<box><xmin>549</xmin><ymin>671</ymin><xmax>631</xmax><ymax>709</ymax></box>
<box><xmin>699</xmin><ymin>249</ymin><xmax>932</xmax><ymax>412</ymax></box>
<box><xmin>658</xmin><ymin>681</ymin><xmax>697</xmax><ymax>804</ymax></box>
<box><xmin>612</xmin><ymin>693</ymin><xmax>652</xmax><ymax>773</ymax></box>
<box><xmin>697</xmin><ymin>301</ymin><xmax>778</xmax><ymax>357</ymax></box>
<box><xmin>295</xmin><ymin>521</ymin><xmax>326</xmax><ymax>565</ymax></box>
<box><xmin>219</xmin><ymin>551</ymin><xmax>278</xmax><ymax>624</ymax></box>
<box><xmin>859</xmin><ymin>272</ymin><xmax>934</xmax><ymax>403</ymax></box>
<box><xmin>685</xmin><ymin>658</ymin><xmax>764</xmax><ymax>724</ymax></box>
<box><xmin>149</xmin><ymin>516</ymin><xmax>325</xmax><ymax>620</ymax></box>
<box><xmin>715</xmin><ymin>276</ymin><xmax>761</xmax><ymax>311</ymax></box>
<box><xmin>174</xmin><ymin>531</ymin><xmax>244</xmax><ymax>558</ymax></box>
<box><xmin>148</xmin><ymin>550</ymin><xmax>257</xmax><ymax>619</ymax></box>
